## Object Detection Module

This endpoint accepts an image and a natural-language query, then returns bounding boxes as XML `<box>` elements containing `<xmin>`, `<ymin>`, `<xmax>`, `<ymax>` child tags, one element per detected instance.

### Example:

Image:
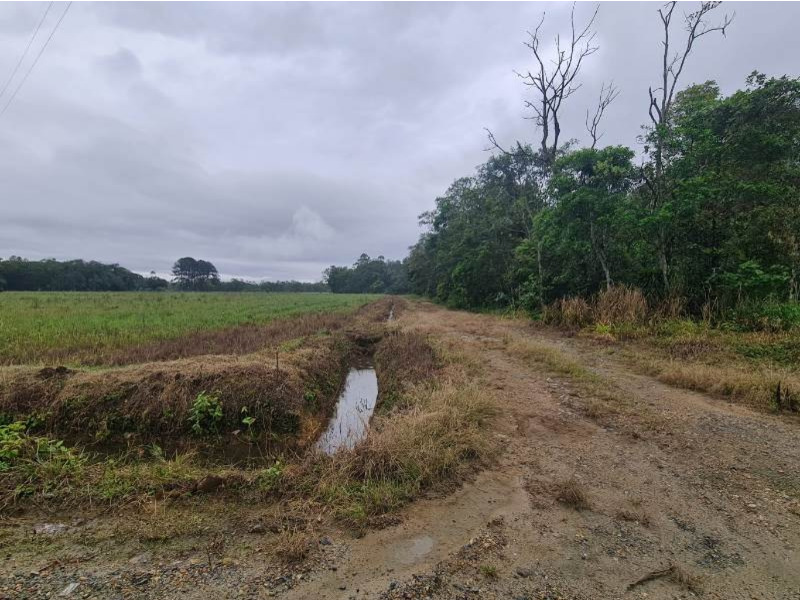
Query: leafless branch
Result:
<box><xmin>585</xmin><ymin>81</ymin><xmax>620</xmax><ymax>149</ymax></box>
<box><xmin>484</xmin><ymin>127</ymin><xmax>513</xmax><ymax>155</ymax></box>
<box><xmin>649</xmin><ymin>1</ymin><xmax>734</xmax><ymax>129</ymax></box>
<box><xmin>515</xmin><ymin>2</ymin><xmax>600</xmax><ymax>164</ymax></box>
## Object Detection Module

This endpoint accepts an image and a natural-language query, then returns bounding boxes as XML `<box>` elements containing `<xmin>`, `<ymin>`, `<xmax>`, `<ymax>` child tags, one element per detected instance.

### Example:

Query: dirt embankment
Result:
<box><xmin>0</xmin><ymin>297</ymin><xmax>399</xmax><ymax>447</ymax></box>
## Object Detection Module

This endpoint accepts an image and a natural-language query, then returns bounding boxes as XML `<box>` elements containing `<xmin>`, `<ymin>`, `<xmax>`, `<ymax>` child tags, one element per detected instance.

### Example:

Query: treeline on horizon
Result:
<box><xmin>398</xmin><ymin>4</ymin><xmax>800</xmax><ymax>323</ymax></box>
<box><xmin>0</xmin><ymin>256</ymin><xmax>327</xmax><ymax>293</ymax></box>
<box><xmin>324</xmin><ymin>254</ymin><xmax>409</xmax><ymax>294</ymax></box>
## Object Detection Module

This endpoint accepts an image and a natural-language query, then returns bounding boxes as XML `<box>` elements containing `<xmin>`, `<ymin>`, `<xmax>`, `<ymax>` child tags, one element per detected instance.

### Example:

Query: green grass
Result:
<box><xmin>0</xmin><ymin>292</ymin><xmax>380</xmax><ymax>365</ymax></box>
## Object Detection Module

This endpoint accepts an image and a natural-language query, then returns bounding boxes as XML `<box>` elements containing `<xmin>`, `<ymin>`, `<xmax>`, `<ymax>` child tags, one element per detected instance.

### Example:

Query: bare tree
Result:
<box><xmin>520</xmin><ymin>3</ymin><xmax>599</xmax><ymax>164</ymax></box>
<box><xmin>487</xmin><ymin>3</ymin><xmax>600</xmax><ymax>167</ymax></box>
<box><xmin>585</xmin><ymin>82</ymin><xmax>620</xmax><ymax>150</ymax></box>
<box><xmin>644</xmin><ymin>1</ymin><xmax>734</xmax><ymax>291</ymax></box>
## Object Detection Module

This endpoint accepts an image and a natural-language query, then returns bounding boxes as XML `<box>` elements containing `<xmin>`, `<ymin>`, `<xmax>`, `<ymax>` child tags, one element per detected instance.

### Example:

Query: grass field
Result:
<box><xmin>0</xmin><ymin>291</ymin><xmax>381</xmax><ymax>365</ymax></box>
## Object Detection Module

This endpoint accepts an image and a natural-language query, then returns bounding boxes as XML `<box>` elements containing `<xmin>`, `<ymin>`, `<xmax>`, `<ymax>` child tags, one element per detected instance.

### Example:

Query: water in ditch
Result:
<box><xmin>316</xmin><ymin>367</ymin><xmax>379</xmax><ymax>455</ymax></box>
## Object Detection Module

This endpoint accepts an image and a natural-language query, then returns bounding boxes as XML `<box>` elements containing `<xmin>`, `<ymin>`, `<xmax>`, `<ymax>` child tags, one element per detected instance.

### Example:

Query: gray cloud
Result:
<box><xmin>0</xmin><ymin>1</ymin><xmax>798</xmax><ymax>281</ymax></box>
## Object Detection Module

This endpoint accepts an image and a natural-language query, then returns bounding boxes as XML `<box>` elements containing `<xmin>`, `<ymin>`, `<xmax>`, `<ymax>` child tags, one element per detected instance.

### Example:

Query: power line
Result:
<box><xmin>0</xmin><ymin>1</ymin><xmax>72</xmax><ymax>119</ymax></box>
<box><xmin>0</xmin><ymin>2</ymin><xmax>54</xmax><ymax>101</ymax></box>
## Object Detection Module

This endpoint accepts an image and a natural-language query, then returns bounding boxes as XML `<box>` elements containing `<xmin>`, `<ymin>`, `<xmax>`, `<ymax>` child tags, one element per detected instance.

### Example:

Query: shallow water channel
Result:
<box><xmin>316</xmin><ymin>368</ymin><xmax>379</xmax><ymax>455</ymax></box>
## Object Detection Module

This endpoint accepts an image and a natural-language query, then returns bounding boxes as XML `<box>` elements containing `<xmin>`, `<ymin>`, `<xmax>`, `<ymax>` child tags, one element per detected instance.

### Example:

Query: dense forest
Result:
<box><xmin>400</xmin><ymin>3</ymin><xmax>799</xmax><ymax>321</ymax></box>
<box><xmin>0</xmin><ymin>256</ymin><xmax>327</xmax><ymax>293</ymax></box>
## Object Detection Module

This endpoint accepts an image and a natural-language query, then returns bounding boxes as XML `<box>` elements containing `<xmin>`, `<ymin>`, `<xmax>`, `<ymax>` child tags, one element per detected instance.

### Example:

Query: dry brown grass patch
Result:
<box><xmin>647</xmin><ymin>359</ymin><xmax>799</xmax><ymax>412</ymax></box>
<box><xmin>275</xmin><ymin>527</ymin><xmax>314</xmax><ymax>563</ymax></box>
<box><xmin>544</xmin><ymin>297</ymin><xmax>593</xmax><ymax>328</ymax></box>
<box><xmin>595</xmin><ymin>286</ymin><xmax>648</xmax><ymax>325</ymax></box>
<box><xmin>104</xmin><ymin>312</ymin><xmax>352</xmax><ymax>366</ymax></box>
<box><xmin>354</xmin><ymin>296</ymin><xmax>399</xmax><ymax>324</ymax></box>
<box><xmin>554</xmin><ymin>478</ymin><xmax>590</xmax><ymax>510</ymax></box>
<box><xmin>628</xmin><ymin>563</ymin><xmax>702</xmax><ymax>593</ymax></box>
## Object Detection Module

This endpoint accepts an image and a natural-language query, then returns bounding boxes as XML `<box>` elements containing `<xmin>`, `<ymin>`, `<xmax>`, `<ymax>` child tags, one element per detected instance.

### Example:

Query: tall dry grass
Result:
<box><xmin>543</xmin><ymin>285</ymin><xmax>648</xmax><ymax>329</ymax></box>
<box><xmin>594</xmin><ymin>286</ymin><xmax>648</xmax><ymax>325</ymax></box>
<box><xmin>543</xmin><ymin>297</ymin><xmax>593</xmax><ymax>328</ymax></box>
<box><xmin>642</xmin><ymin>359</ymin><xmax>799</xmax><ymax>413</ymax></box>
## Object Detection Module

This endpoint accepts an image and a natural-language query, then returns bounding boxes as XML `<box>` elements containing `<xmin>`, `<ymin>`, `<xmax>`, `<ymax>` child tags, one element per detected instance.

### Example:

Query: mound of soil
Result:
<box><xmin>0</xmin><ymin>335</ymin><xmax>352</xmax><ymax>446</ymax></box>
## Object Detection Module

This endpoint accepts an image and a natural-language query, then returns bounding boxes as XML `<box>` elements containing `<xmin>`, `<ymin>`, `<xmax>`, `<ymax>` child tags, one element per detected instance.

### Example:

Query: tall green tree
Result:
<box><xmin>171</xmin><ymin>257</ymin><xmax>220</xmax><ymax>290</ymax></box>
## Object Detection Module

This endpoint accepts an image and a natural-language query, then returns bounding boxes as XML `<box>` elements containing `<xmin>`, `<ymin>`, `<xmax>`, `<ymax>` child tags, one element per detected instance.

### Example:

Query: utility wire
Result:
<box><xmin>0</xmin><ymin>1</ymin><xmax>72</xmax><ymax>118</ymax></box>
<box><xmin>0</xmin><ymin>1</ymin><xmax>54</xmax><ymax>101</ymax></box>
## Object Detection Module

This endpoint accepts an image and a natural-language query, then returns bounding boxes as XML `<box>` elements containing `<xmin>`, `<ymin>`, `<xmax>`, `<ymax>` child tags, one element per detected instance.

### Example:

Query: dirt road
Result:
<box><xmin>4</xmin><ymin>301</ymin><xmax>799</xmax><ymax>599</ymax></box>
<box><xmin>286</xmin><ymin>301</ymin><xmax>800</xmax><ymax>599</ymax></box>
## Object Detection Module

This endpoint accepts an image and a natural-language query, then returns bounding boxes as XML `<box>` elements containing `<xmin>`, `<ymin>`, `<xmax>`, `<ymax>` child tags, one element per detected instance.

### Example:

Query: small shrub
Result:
<box><xmin>0</xmin><ymin>422</ymin><xmax>81</xmax><ymax>472</ymax></box>
<box><xmin>594</xmin><ymin>323</ymin><xmax>612</xmax><ymax>336</ymax></box>
<box><xmin>0</xmin><ymin>421</ymin><xmax>85</xmax><ymax>503</ymax></box>
<box><xmin>188</xmin><ymin>391</ymin><xmax>223</xmax><ymax>436</ymax></box>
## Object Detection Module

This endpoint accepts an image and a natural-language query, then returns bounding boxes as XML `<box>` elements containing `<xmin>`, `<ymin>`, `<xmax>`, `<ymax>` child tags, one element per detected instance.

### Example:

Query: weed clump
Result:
<box><xmin>554</xmin><ymin>478</ymin><xmax>590</xmax><ymax>510</ymax></box>
<box><xmin>480</xmin><ymin>564</ymin><xmax>499</xmax><ymax>579</ymax></box>
<box><xmin>275</xmin><ymin>528</ymin><xmax>313</xmax><ymax>562</ymax></box>
<box><xmin>0</xmin><ymin>421</ymin><xmax>86</xmax><ymax>507</ymax></box>
<box><xmin>188</xmin><ymin>391</ymin><xmax>223</xmax><ymax>436</ymax></box>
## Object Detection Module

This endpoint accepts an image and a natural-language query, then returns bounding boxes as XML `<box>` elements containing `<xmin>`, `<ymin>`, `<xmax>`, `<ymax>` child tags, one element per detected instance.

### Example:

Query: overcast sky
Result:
<box><xmin>1</xmin><ymin>2</ymin><xmax>798</xmax><ymax>281</ymax></box>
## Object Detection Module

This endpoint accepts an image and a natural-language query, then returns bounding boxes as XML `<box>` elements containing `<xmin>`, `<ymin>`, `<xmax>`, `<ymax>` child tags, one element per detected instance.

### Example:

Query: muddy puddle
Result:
<box><xmin>316</xmin><ymin>368</ymin><xmax>379</xmax><ymax>454</ymax></box>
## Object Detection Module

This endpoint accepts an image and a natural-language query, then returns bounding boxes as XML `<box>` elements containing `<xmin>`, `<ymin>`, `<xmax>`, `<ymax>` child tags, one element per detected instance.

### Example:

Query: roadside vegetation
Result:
<box><xmin>535</xmin><ymin>285</ymin><xmax>800</xmax><ymax>414</ymax></box>
<box><xmin>1</xmin><ymin>297</ymin><xmax>496</xmax><ymax>563</ymax></box>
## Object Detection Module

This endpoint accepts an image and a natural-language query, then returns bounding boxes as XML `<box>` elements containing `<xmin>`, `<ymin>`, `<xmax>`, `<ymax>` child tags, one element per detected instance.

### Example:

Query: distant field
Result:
<box><xmin>0</xmin><ymin>292</ymin><xmax>381</xmax><ymax>365</ymax></box>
